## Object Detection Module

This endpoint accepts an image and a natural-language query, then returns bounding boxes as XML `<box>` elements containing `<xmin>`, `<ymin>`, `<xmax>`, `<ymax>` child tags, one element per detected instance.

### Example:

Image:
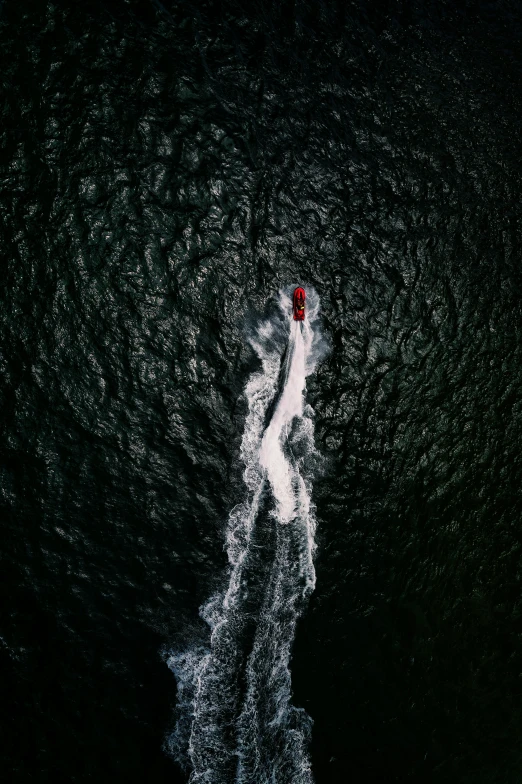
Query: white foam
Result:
<box><xmin>166</xmin><ymin>288</ymin><xmax>326</xmax><ymax>783</ymax></box>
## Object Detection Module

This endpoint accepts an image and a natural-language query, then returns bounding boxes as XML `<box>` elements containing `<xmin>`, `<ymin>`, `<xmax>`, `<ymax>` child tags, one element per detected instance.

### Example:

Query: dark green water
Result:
<box><xmin>2</xmin><ymin>1</ymin><xmax>522</xmax><ymax>782</ymax></box>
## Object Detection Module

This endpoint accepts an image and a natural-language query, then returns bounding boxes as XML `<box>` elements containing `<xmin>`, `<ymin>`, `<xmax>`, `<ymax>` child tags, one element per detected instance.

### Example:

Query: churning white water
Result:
<box><xmin>166</xmin><ymin>288</ymin><xmax>326</xmax><ymax>784</ymax></box>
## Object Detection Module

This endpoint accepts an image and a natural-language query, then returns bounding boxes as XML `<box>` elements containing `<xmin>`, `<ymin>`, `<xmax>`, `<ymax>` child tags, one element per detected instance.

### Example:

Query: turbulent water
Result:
<box><xmin>3</xmin><ymin>2</ymin><xmax>522</xmax><ymax>783</ymax></box>
<box><xmin>167</xmin><ymin>290</ymin><xmax>326</xmax><ymax>783</ymax></box>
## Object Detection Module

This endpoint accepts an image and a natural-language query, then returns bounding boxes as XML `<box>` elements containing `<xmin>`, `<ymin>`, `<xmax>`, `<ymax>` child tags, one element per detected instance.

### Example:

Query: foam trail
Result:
<box><xmin>166</xmin><ymin>288</ymin><xmax>325</xmax><ymax>783</ymax></box>
<box><xmin>236</xmin><ymin>296</ymin><xmax>321</xmax><ymax>783</ymax></box>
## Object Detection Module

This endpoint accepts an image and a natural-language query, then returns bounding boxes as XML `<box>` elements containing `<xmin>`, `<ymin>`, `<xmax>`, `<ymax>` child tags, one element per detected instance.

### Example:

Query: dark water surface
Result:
<box><xmin>2</xmin><ymin>1</ymin><xmax>522</xmax><ymax>781</ymax></box>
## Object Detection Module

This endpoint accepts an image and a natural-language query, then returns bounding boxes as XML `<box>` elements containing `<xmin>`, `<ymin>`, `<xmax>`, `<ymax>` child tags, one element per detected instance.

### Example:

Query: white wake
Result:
<box><xmin>166</xmin><ymin>288</ymin><xmax>326</xmax><ymax>784</ymax></box>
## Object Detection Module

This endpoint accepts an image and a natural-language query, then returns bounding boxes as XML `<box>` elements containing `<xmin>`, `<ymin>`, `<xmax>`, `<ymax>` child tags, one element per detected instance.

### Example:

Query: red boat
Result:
<box><xmin>293</xmin><ymin>287</ymin><xmax>306</xmax><ymax>320</ymax></box>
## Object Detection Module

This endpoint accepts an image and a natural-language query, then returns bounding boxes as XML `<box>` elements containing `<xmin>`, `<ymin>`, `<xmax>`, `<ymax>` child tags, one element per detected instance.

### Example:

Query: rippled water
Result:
<box><xmin>2</xmin><ymin>2</ymin><xmax>522</xmax><ymax>783</ymax></box>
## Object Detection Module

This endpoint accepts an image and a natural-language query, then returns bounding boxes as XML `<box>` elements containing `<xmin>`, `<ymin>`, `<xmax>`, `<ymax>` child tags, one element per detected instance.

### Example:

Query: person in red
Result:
<box><xmin>293</xmin><ymin>287</ymin><xmax>306</xmax><ymax>320</ymax></box>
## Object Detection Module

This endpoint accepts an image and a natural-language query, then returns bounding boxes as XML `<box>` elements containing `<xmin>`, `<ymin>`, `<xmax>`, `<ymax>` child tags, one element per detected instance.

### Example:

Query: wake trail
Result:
<box><xmin>166</xmin><ymin>288</ymin><xmax>326</xmax><ymax>784</ymax></box>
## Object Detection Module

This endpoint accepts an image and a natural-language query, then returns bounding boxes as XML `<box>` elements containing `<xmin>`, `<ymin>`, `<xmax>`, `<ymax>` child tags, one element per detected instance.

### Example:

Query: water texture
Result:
<box><xmin>2</xmin><ymin>2</ymin><xmax>522</xmax><ymax>783</ymax></box>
